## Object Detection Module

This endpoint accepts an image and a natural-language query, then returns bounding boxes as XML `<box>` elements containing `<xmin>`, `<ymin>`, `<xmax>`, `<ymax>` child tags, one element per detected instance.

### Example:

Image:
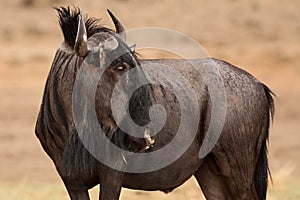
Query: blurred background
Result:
<box><xmin>0</xmin><ymin>0</ymin><xmax>299</xmax><ymax>199</ymax></box>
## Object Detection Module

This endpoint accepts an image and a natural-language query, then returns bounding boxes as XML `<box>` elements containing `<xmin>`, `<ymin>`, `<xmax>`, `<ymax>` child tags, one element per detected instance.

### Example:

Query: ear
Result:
<box><xmin>75</xmin><ymin>12</ymin><xmax>88</xmax><ymax>57</ymax></box>
<box><xmin>107</xmin><ymin>9</ymin><xmax>126</xmax><ymax>41</ymax></box>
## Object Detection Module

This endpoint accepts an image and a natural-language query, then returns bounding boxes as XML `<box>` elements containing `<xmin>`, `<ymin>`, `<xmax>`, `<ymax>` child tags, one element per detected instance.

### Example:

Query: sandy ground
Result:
<box><xmin>0</xmin><ymin>0</ymin><xmax>300</xmax><ymax>199</ymax></box>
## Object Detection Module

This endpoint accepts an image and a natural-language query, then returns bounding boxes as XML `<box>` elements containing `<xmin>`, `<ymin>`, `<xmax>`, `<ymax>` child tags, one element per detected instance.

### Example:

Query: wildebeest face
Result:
<box><xmin>86</xmin><ymin>33</ymin><xmax>140</xmax><ymax>126</ymax></box>
<box><xmin>74</xmin><ymin>11</ymin><xmax>153</xmax><ymax>151</ymax></box>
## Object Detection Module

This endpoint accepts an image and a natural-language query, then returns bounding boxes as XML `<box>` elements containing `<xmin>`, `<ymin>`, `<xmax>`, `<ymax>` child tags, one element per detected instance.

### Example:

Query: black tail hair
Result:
<box><xmin>254</xmin><ymin>84</ymin><xmax>275</xmax><ymax>200</ymax></box>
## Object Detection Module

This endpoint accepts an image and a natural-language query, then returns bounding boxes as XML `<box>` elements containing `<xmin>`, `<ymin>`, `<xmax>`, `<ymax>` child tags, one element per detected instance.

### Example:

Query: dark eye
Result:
<box><xmin>115</xmin><ymin>62</ymin><xmax>129</xmax><ymax>73</ymax></box>
<box><xmin>117</xmin><ymin>66</ymin><xmax>125</xmax><ymax>71</ymax></box>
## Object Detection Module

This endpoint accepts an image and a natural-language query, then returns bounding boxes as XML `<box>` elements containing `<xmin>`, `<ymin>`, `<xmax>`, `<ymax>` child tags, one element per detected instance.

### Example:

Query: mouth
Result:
<box><xmin>126</xmin><ymin>128</ymin><xmax>155</xmax><ymax>152</ymax></box>
<box><xmin>143</xmin><ymin>128</ymin><xmax>155</xmax><ymax>151</ymax></box>
<box><xmin>116</xmin><ymin>127</ymin><xmax>155</xmax><ymax>152</ymax></box>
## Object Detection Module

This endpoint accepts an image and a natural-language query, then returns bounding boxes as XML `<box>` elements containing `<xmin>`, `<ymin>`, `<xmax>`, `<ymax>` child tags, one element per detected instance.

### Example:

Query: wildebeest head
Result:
<box><xmin>56</xmin><ymin>7</ymin><xmax>153</xmax><ymax>152</ymax></box>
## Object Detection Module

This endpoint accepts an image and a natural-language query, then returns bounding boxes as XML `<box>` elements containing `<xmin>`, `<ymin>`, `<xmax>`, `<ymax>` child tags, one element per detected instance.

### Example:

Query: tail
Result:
<box><xmin>254</xmin><ymin>84</ymin><xmax>275</xmax><ymax>200</ymax></box>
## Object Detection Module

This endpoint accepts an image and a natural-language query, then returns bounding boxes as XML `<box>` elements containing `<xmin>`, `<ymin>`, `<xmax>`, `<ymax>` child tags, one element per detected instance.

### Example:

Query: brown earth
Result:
<box><xmin>0</xmin><ymin>0</ymin><xmax>299</xmax><ymax>199</ymax></box>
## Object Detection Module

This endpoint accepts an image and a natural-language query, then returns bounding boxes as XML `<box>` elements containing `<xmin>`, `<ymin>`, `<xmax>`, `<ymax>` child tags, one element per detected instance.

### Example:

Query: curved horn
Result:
<box><xmin>75</xmin><ymin>12</ymin><xmax>88</xmax><ymax>57</ymax></box>
<box><xmin>107</xmin><ymin>9</ymin><xmax>126</xmax><ymax>41</ymax></box>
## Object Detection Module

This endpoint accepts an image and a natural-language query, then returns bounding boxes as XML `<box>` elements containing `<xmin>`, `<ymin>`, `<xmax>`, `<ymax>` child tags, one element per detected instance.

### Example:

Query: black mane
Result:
<box><xmin>56</xmin><ymin>7</ymin><xmax>112</xmax><ymax>49</ymax></box>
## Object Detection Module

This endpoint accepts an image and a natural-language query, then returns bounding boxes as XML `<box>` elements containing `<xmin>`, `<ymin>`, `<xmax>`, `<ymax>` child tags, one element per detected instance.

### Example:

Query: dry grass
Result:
<box><xmin>1</xmin><ymin>179</ymin><xmax>300</xmax><ymax>200</ymax></box>
<box><xmin>267</xmin><ymin>164</ymin><xmax>299</xmax><ymax>200</ymax></box>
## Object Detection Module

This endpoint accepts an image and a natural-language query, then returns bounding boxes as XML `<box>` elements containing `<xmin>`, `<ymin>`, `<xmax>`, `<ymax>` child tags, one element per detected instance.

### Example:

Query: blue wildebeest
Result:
<box><xmin>35</xmin><ymin>7</ymin><xmax>274</xmax><ymax>200</ymax></box>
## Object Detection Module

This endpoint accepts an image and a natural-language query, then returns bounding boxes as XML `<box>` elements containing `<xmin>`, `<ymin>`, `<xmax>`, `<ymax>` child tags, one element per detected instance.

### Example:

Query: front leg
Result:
<box><xmin>60</xmin><ymin>175</ymin><xmax>90</xmax><ymax>200</ymax></box>
<box><xmin>99</xmin><ymin>168</ymin><xmax>123</xmax><ymax>200</ymax></box>
<box><xmin>66</xmin><ymin>188</ymin><xmax>90</xmax><ymax>200</ymax></box>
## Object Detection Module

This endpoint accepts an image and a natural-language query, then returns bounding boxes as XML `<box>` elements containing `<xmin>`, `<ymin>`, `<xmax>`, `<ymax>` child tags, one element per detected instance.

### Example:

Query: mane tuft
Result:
<box><xmin>55</xmin><ymin>7</ymin><xmax>111</xmax><ymax>49</ymax></box>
